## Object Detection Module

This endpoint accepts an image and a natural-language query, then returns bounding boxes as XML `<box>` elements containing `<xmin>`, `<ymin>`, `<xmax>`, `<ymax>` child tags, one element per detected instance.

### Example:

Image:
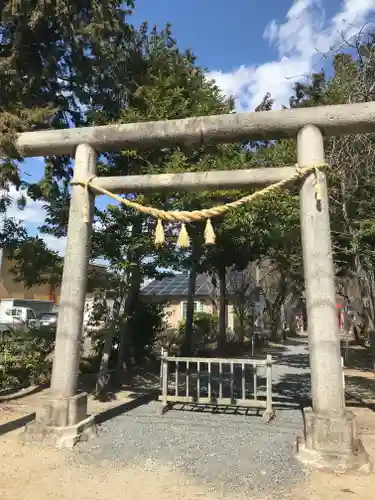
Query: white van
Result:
<box><xmin>0</xmin><ymin>299</ymin><xmax>54</xmax><ymax>318</ymax></box>
<box><xmin>0</xmin><ymin>306</ymin><xmax>38</xmax><ymax>329</ymax></box>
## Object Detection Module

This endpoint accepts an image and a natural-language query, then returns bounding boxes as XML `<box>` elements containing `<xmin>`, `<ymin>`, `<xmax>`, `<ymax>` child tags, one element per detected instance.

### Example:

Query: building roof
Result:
<box><xmin>141</xmin><ymin>274</ymin><xmax>212</xmax><ymax>297</ymax></box>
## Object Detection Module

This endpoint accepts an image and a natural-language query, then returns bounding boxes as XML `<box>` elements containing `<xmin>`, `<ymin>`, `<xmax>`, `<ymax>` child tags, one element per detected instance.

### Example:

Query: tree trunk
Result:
<box><xmin>340</xmin><ymin>181</ymin><xmax>375</xmax><ymax>369</ymax></box>
<box><xmin>238</xmin><ymin>316</ymin><xmax>246</xmax><ymax>343</ymax></box>
<box><xmin>352</xmin><ymin>324</ymin><xmax>360</xmax><ymax>344</ymax></box>
<box><xmin>354</xmin><ymin>254</ymin><xmax>375</xmax><ymax>371</ymax></box>
<box><xmin>210</xmin><ymin>274</ymin><xmax>219</xmax><ymax>315</ymax></box>
<box><xmin>269</xmin><ymin>310</ymin><xmax>278</xmax><ymax>341</ymax></box>
<box><xmin>182</xmin><ymin>262</ymin><xmax>197</xmax><ymax>356</ymax></box>
<box><xmin>115</xmin><ymin>217</ymin><xmax>143</xmax><ymax>384</ymax></box>
<box><xmin>95</xmin><ymin>292</ymin><xmax>125</xmax><ymax>395</ymax></box>
<box><xmin>95</xmin><ymin>328</ymin><xmax>114</xmax><ymax>395</ymax></box>
<box><xmin>218</xmin><ymin>265</ymin><xmax>227</xmax><ymax>351</ymax></box>
<box><xmin>115</xmin><ymin>271</ymin><xmax>141</xmax><ymax>382</ymax></box>
<box><xmin>269</xmin><ymin>285</ymin><xmax>287</xmax><ymax>341</ymax></box>
<box><xmin>181</xmin><ymin>235</ymin><xmax>201</xmax><ymax>356</ymax></box>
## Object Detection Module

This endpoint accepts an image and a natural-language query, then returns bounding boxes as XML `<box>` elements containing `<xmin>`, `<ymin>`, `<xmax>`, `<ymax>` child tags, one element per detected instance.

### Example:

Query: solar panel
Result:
<box><xmin>173</xmin><ymin>284</ymin><xmax>187</xmax><ymax>291</ymax></box>
<box><xmin>141</xmin><ymin>273</ymin><xmax>213</xmax><ymax>298</ymax></box>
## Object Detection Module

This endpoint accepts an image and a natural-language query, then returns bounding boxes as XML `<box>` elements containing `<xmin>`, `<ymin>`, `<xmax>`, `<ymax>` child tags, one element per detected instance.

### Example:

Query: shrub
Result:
<box><xmin>0</xmin><ymin>327</ymin><xmax>55</xmax><ymax>391</ymax></box>
<box><xmin>158</xmin><ymin>312</ymin><xmax>219</xmax><ymax>354</ymax></box>
<box><xmin>193</xmin><ymin>311</ymin><xmax>218</xmax><ymax>343</ymax></box>
<box><xmin>155</xmin><ymin>326</ymin><xmax>184</xmax><ymax>355</ymax></box>
<box><xmin>128</xmin><ymin>301</ymin><xmax>167</xmax><ymax>363</ymax></box>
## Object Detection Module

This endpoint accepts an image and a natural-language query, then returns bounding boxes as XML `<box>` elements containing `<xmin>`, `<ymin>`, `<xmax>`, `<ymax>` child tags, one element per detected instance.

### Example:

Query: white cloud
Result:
<box><xmin>4</xmin><ymin>188</ymin><xmax>107</xmax><ymax>262</ymax></box>
<box><xmin>207</xmin><ymin>0</ymin><xmax>375</xmax><ymax>110</ymax></box>
<box><xmin>41</xmin><ymin>234</ymin><xmax>67</xmax><ymax>256</ymax></box>
<box><xmin>3</xmin><ymin>186</ymin><xmax>67</xmax><ymax>255</ymax></box>
<box><xmin>6</xmin><ymin>185</ymin><xmax>46</xmax><ymax>225</ymax></box>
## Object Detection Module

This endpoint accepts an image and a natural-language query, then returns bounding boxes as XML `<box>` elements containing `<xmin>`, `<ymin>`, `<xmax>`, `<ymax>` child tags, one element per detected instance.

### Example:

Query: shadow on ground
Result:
<box><xmin>78</xmin><ymin>359</ymin><xmax>161</xmax><ymax>402</ymax></box>
<box><xmin>94</xmin><ymin>391</ymin><xmax>159</xmax><ymax>425</ymax></box>
<box><xmin>345</xmin><ymin>375</ymin><xmax>375</xmax><ymax>412</ymax></box>
<box><xmin>342</xmin><ymin>344</ymin><xmax>374</xmax><ymax>372</ymax></box>
<box><xmin>273</xmin><ymin>373</ymin><xmax>312</xmax><ymax>409</ymax></box>
<box><xmin>0</xmin><ymin>383</ymin><xmax>49</xmax><ymax>402</ymax></box>
<box><xmin>0</xmin><ymin>361</ymin><xmax>161</xmax><ymax>437</ymax></box>
<box><xmin>0</xmin><ymin>411</ymin><xmax>36</xmax><ymax>436</ymax></box>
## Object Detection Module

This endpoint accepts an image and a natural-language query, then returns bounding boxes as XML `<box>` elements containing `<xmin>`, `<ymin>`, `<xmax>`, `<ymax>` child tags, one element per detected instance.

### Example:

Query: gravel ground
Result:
<box><xmin>75</xmin><ymin>338</ymin><xmax>313</xmax><ymax>498</ymax></box>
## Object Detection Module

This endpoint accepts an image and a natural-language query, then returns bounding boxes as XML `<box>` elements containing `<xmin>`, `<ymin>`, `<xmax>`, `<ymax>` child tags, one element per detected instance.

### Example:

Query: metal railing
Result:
<box><xmin>159</xmin><ymin>349</ymin><xmax>275</xmax><ymax>422</ymax></box>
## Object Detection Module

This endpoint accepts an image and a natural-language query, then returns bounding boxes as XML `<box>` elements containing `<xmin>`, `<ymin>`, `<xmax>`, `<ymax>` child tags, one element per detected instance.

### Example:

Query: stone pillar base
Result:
<box><xmin>296</xmin><ymin>408</ymin><xmax>372</xmax><ymax>474</ymax></box>
<box><xmin>22</xmin><ymin>391</ymin><xmax>97</xmax><ymax>449</ymax></box>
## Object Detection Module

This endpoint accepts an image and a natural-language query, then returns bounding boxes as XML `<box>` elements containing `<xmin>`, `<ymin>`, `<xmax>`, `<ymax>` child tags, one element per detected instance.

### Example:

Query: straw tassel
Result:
<box><xmin>204</xmin><ymin>218</ymin><xmax>216</xmax><ymax>245</ymax></box>
<box><xmin>154</xmin><ymin>219</ymin><xmax>165</xmax><ymax>245</ymax></box>
<box><xmin>176</xmin><ymin>223</ymin><xmax>190</xmax><ymax>248</ymax></box>
<box><xmin>315</xmin><ymin>168</ymin><xmax>322</xmax><ymax>202</ymax></box>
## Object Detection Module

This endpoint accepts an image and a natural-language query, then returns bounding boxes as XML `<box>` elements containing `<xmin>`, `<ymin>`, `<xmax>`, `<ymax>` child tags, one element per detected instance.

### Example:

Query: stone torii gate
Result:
<box><xmin>17</xmin><ymin>102</ymin><xmax>374</xmax><ymax>471</ymax></box>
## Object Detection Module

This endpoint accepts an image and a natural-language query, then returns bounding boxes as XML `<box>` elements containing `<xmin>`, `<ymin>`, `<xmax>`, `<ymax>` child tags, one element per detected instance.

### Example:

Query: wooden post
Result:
<box><xmin>266</xmin><ymin>355</ymin><xmax>273</xmax><ymax>415</ymax></box>
<box><xmin>175</xmin><ymin>361</ymin><xmax>179</xmax><ymax>397</ymax></box>
<box><xmin>196</xmin><ymin>361</ymin><xmax>201</xmax><ymax>400</ymax></box>
<box><xmin>160</xmin><ymin>347</ymin><xmax>165</xmax><ymax>392</ymax></box>
<box><xmin>253</xmin><ymin>366</ymin><xmax>258</xmax><ymax>400</ymax></box>
<box><xmin>230</xmin><ymin>362</ymin><xmax>234</xmax><ymax>402</ymax></box>
<box><xmin>208</xmin><ymin>361</ymin><xmax>212</xmax><ymax>401</ymax></box>
<box><xmin>186</xmin><ymin>361</ymin><xmax>190</xmax><ymax>398</ymax></box>
<box><xmin>241</xmin><ymin>363</ymin><xmax>246</xmax><ymax>400</ymax></box>
<box><xmin>219</xmin><ymin>362</ymin><xmax>223</xmax><ymax>399</ymax></box>
<box><xmin>162</xmin><ymin>350</ymin><xmax>169</xmax><ymax>408</ymax></box>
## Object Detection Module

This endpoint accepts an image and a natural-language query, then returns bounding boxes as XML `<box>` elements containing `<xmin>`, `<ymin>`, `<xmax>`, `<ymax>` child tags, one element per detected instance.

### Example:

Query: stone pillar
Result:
<box><xmin>297</xmin><ymin>125</ymin><xmax>371</xmax><ymax>473</ymax></box>
<box><xmin>24</xmin><ymin>144</ymin><xmax>97</xmax><ymax>448</ymax></box>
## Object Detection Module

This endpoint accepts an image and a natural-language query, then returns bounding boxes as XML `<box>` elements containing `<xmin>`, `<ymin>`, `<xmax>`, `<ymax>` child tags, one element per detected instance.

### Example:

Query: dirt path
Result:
<box><xmin>1</xmin><ymin>348</ymin><xmax>375</xmax><ymax>500</ymax></box>
<box><xmin>0</xmin><ymin>437</ymin><xmax>232</xmax><ymax>500</ymax></box>
<box><xmin>0</xmin><ymin>421</ymin><xmax>374</xmax><ymax>500</ymax></box>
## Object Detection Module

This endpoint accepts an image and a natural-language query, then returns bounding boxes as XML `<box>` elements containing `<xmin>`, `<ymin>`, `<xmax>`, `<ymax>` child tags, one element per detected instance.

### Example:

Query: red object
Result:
<box><xmin>336</xmin><ymin>304</ymin><xmax>342</xmax><ymax>328</ymax></box>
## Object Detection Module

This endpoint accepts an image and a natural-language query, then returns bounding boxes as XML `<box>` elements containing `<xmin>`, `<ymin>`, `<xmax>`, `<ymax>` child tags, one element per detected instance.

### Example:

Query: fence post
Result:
<box><xmin>263</xmin><ymin>355</ymin><xmax>274</xmax><ymax>422</ymax></box>
<box><xmin>175</xmin><ymin>361</ymin><xmax>179</xmax><ymax>397</ymax></box>
<box><xmin>253</xmin><ymin>365</ymin><xmax>257</xmax><ymax>401</ymax></box>
<box><xmin>161</xmin><ymin>350</ymin><xmax>169</xmax><ymax>409</ymax></box>
<box><xmin>241</xmin><ymin>363</ymin><xmax>246</xmax><ymax>400</ymax></box>
<box><xmin>160</xmin><ymin>347</ymin><xmax>165</xmax><ymax>392</ymax></box>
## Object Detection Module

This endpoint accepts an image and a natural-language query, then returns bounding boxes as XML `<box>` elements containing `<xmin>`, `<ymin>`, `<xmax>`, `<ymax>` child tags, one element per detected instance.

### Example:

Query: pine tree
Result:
<box><xmin>0</xmin><ymin>0</ymin><xmax>136</xmax><ymax>279</ymax></box>
<box><xmin>0</xmin><ymin>0</ymin><xmax>135</xmax><ymax>190</ymax></box>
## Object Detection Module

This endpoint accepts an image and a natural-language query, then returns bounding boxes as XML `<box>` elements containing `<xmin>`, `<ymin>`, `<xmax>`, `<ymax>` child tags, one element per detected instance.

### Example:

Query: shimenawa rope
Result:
<box><xmin>72</xmin><ymin>163</ymin><xmax>326</xmax><ymax>248</ymax></box>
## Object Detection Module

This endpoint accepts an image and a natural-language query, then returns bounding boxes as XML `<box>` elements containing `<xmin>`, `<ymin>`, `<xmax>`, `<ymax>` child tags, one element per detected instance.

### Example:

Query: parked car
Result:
<box><xmin>39</xmin><ymin>312</ymin><xmax>58</xmax><ymax>331</ymax></box>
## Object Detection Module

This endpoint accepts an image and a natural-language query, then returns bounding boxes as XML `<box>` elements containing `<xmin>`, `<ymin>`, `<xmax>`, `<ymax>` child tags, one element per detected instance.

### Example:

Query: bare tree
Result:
<box><xmin>322</xmin><ymin>30</ymin><xmax>375</xmax><ymax>367</ymax></box>
<box><xmin>227</xmin><ymin>263</ymin><xmax>258</xmax><ymax>342</ymax></box>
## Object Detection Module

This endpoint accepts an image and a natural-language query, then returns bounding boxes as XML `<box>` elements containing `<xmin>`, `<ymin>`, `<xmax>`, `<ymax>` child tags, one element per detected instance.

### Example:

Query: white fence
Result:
<box><xmin>159</xmin><ymin>350</ymin><xmax>275</xmax><ymax>422</ymax></box>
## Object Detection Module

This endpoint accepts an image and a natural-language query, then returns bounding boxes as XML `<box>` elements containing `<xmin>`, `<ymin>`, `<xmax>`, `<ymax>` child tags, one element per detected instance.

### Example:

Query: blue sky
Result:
<box><xmin>8</xmin><ymin>0</ymin><xmax>375</xmax><ymax>255</ymax></box>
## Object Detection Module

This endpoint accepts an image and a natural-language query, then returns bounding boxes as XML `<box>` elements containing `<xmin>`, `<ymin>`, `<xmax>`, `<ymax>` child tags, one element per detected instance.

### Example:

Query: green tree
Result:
<box><xmin>88</xmin><ymin>23</ymin><xmax>240</xmax><ymax>367</ymax></box>
<box><xmin>0</xmin><ymin>0</ymin><xmax>135</xmax><ymax>233</ymax></box>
